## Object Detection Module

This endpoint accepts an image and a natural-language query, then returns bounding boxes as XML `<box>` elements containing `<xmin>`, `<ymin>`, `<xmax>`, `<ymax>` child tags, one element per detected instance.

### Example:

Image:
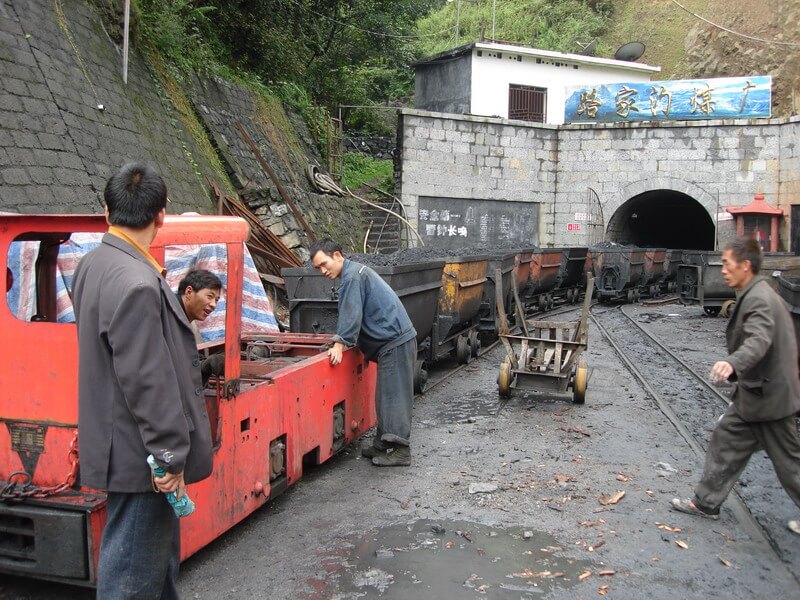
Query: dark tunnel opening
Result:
<box><xmin>606</xmin><ymin>190</ymin><xmax>715</xmax><ymax>250</ymax></box>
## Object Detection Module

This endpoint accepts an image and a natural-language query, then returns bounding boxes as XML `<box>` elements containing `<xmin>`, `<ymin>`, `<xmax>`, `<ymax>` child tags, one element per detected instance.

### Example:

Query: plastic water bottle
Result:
<box><xmin>147</xmin><ymin>455</ymin><xmax>195</xmax><ymax>517</ymax></box>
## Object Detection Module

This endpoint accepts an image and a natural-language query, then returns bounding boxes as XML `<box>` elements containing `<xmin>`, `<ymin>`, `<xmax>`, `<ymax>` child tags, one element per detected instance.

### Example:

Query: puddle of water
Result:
<box><xmin>305</xmin><ymin>519</ymin><xmax>593</xmax><ymax>599</ymax></box>
<box><xmin>433</xmin><ymin>389</ymin><xmax>502</xmax><ymax>422</ymax></box>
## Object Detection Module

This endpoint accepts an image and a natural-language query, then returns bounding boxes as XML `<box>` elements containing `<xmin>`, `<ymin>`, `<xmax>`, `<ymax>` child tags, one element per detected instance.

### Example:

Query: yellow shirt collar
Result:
<box><xmin>107</xmin><ymin>226</ymin><xmax>166</xmax><ymax>276</ymax></box>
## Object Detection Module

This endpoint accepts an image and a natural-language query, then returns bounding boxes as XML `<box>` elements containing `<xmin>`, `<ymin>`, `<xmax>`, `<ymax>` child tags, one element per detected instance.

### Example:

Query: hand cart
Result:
<box><xmin>495</xmin><ymin>273</ymin><xmax>593</xmax><ymax>403</ymax></box>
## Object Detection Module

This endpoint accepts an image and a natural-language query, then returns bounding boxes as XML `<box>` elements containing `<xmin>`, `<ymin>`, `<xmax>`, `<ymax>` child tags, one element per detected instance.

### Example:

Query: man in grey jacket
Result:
<box><xmin>73</xmin><ymin>163</ymin><xmax>213</xmax><ymax>598</ymax></box>
<box><xmin>671</xmin><ymin>237</ymin><xmax>800</xmax><ymax>534</ymax></box>
<box><xmin>310</xmin><ymin>239</ymin><xmax>417</xmax><ymax>466</ymax></box>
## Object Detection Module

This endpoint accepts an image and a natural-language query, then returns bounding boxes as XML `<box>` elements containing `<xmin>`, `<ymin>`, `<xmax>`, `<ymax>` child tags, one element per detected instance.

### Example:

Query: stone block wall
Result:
<box><xmin>0</xmin><ymin>0</ymin><xmax>216</xmax><ymax>215</ymax></box>
<box><xmin>0</xmin><ymin>0</ymin><xmax>367</xmax><ymax>260</ymax></box>
<box><xmin>398</xmin><ymin>110</ymin><xmax>558</xmax><ymax>245</ymax></box>
<box><xmin>189</xmin><ymin>77</ymin><xmax>366</xmax><ymax>258</ymax></box>
<box><xmin>399</xmin><ymin>108</ymin><xmax>800</xmax><ymax>249</ymax></box>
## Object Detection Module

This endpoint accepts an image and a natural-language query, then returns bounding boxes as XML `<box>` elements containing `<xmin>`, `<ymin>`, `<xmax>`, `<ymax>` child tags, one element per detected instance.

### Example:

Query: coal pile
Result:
<box><xmin>349</xmin><ymin>244</ymin><xmax>528</xmax><ymax>267</ymax></box>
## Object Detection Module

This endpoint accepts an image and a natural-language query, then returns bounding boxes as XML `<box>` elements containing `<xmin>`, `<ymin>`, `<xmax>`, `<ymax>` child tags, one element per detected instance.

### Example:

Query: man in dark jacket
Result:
<box><xmin>671</xmin><ymin>237</ymin><xmax>800</xmax><ymax>535</ymax></box>
<box><xmin>310</xmin><ymin>239</ymin><xmax>417</xmax><ymax>466</ymax></box>
<box><xmin>73</xmin><ymin>163</ymin><xmax>213</xmax><ymax>598</ymax></box>
<box><xmin>177</xmin><ymin>269</ymin><xmax>225</xmax><ymax>383</ymax></box>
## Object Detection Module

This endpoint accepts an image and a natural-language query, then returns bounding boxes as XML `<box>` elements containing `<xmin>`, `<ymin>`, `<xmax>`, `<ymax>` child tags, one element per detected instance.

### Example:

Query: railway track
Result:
<box><xmin>590</xmin><ymin>304</ymin><xmax>800</xmax><ymax>586</ymax></box>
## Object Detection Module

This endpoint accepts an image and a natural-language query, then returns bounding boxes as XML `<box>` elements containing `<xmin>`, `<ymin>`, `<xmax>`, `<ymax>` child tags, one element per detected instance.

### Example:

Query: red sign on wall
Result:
<box><xmin>567</xmin><ymin>223</ymin><xmax>581</xmax><ymax>231</ymax></box>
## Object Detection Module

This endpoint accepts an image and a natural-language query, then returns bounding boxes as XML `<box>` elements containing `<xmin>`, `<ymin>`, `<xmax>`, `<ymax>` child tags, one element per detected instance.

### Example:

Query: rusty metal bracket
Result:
<box><xmin>224</xmin><ymin>378</ymin><xmax>241</xmax><ymax>400</ymax></box>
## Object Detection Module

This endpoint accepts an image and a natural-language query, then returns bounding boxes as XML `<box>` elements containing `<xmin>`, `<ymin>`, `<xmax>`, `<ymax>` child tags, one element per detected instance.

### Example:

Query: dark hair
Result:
<box><xmin>178</xmin><ymin>269</ymin><xmax>222</xmax><ymax>295</ymax></box>
<box><xmin>724</xmin><ymin>236</ymin><xmax>762</xmax><ymax>274</ymax></box>
<box><xmin>309</xmin><ymin>238</ymin><xmax>343</xmax><ymax>258</ymax></box>
<box><xmin>104</xmin><ymin>162</ymin><xmax>168</xmax><ymax>228</ymax></box>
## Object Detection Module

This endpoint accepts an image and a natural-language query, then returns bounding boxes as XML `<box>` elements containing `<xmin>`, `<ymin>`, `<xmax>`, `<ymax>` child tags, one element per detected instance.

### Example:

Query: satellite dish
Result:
<box><xmin>614</xmin><ymin>41</ymin><xmax>645</xmax><ymax>62</ymax></box>
<box><xmin>577</xmin><ymin>40</ymin><xmax>597</xmax><ymax>56</ymax></box>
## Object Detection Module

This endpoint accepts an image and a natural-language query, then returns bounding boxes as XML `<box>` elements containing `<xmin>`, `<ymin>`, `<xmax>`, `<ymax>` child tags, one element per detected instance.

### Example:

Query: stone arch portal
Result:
<box><xmin>606</xmin><ymin>190</ymin><xmax>715</xmax><ymax>250</ymax></box>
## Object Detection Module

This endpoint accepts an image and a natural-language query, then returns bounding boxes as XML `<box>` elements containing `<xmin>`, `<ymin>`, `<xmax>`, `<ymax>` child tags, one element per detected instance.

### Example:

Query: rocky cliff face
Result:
<box><xmin>0</xmin><ymin>0</ymin><xmax>365</xmax><ymax>257</ymax></box>
<box><xmin>601</xmin><ymin>0</ymin><xmax>799</xmax><ymax>117</ymax></box>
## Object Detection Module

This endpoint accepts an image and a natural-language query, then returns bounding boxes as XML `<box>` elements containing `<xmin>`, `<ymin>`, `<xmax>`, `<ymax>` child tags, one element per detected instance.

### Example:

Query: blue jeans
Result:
<box><xmin>97</xmin><ymin>491</ymin><xmax>180</xmax><ymax>600</ymax></box>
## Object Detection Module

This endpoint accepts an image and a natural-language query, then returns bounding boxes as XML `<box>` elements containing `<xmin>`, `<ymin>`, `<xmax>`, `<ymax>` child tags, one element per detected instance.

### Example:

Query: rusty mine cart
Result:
<box><xmin>496</xmin><ymin>274</ymin><xmax>593</xmax><ymax>403</ymax></box>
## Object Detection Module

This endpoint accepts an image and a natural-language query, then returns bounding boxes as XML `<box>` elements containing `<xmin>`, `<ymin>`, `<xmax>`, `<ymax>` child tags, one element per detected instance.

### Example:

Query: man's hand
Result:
<box><xmin>710</xmin><ymin>361</ymin><xmax>734</xmax><ymax>384</ymax></box>
<box><xmin>328</xmin><ymin>342</ymin><xmax>345</xmax><ymax>366</ymax></box>
<box><xmin>154</xmin><ymin>470</ymin><xmax>186</xmax><ymax>499</ymax></box>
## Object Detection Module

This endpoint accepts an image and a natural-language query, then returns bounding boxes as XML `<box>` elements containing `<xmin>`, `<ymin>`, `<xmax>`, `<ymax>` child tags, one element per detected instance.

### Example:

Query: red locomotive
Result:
<box><xmin>0</xmin><ymin>213</ymin><xmax>376</xmax><ymax>586</ymax></box>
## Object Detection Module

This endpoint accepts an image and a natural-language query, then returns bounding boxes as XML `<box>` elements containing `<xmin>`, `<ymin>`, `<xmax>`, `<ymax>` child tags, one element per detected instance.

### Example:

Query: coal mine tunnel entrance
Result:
<box><xmin>606</xmin><ymin>190</ymin><xmax>715</xmax><ymax>250</ymax></box>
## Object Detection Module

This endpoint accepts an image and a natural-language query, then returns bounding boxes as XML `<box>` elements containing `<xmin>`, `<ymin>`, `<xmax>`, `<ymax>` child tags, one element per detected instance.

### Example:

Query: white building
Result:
<box><xmin>413</xmin><ymin>41</ymin><xmax>660</xmax><ymax>125</ymax></box>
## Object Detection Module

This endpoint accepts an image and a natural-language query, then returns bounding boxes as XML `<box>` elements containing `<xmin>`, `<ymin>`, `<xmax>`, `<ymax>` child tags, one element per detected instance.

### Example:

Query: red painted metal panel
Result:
<box><xmin>0</xmin><ymin>214</ymin><xmax>377</xmax><ymax>585</ymax></box>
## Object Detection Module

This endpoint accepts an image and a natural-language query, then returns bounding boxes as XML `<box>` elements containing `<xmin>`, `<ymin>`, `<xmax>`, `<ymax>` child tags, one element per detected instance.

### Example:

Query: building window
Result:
<box><xmin>508</xmin><ymin>84</ymin><xmax>546</xmax><ymax>123</ymax></box>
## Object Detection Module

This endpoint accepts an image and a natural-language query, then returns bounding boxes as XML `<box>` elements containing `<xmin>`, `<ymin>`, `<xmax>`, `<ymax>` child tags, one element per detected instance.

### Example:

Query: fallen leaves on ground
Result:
<box><xmin>655</xmin><ymin>522</ymin><xmax>682</xmax><ymax>533</ymax></box>
<box><xmin>558</xmin><ymin>426</ymin><xmax>591</xmax><ymax>437</ymax></box>
<box><xmin>579</xmin><ymin>571</ymin><xmax>592</xmax><ymax>581</ymax></box>
<box><xmin>597</xmin><ymin>570</ymin><xmax>616</xmax><ymax>576</ymax></box>
<box><xmin>598</xmin><ymin>584</ymin><xmax>610</xmax><ymax>596</ymax></box>
<box><xmin>554</xmin><ymin>473</ymin><xmax>575</xmax><ymax>483</ymax></box>
<box><xmin>599</xmin><ymin>491</ymin><xmax>626</xmax><ymax>506</ymax></box>
<box><xmin>511</xmin><ymin>570</ymin><xmax>564</xmax><ymax>578</ymax></box>
<box><xmin>719</xmin><ymin>557</ymin><xmax>733</xmax><ymax>568</ymax></box>
<box><xmin>645</xmin><ymin>489</ymin><xmax>655</xmax><ymax>497</ymax></box>
<box><xmin>675</xmin><ymin>540</ymin><xmax>689</xmax><ymax>549</ymax></box>
<box><xmin>540</xmin><ymin>546</ymin><xmax>563</xmax><ymax>553</ymax></box>
<box><xmin>616</xmin><ymin>473</ymin><xmax>631</xmax><ymax>482</ymax></box>
<box><xmin>445</xmin><ymin>541</ymin><xmax>455</xmax><ymax>549</ymax></box>
<box><xmin>580</xmin><ymin>519</ymin><xmax>606</xmax><ymax>527</ymax></box>
<box><xmin>588</xmin><ymin>541</ymin><xmax>606</xmax><ymax>552</ymax></box>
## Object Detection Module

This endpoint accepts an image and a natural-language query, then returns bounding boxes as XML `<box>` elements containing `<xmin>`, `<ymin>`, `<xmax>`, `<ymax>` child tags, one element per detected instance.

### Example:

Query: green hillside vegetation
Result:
<box><xmin>416</xmin><ymin>0</ymin><xmax>612</xmax><ymax>58</ymax></box>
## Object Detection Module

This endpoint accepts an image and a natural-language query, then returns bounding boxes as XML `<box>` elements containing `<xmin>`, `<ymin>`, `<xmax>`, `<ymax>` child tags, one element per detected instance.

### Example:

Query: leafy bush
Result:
<box><xmin>342</xmin><ymin>153</ymin><xmax>394</xmax><ymax>192</ymax></box>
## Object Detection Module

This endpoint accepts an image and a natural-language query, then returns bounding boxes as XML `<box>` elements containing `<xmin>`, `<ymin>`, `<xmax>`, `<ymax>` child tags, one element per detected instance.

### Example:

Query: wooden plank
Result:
<box><xmin>510</xmin><ymin>271</ymin><xmax>530</xmax><ymax>337</ymax></box>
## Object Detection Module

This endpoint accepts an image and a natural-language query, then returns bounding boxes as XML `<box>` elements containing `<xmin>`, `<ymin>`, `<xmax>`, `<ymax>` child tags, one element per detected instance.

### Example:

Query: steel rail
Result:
<box><xmin>589</xmin><ymin>306</ymin><xmax>799</xmax><ymax>587</ymax></box>
<box><xmin>619</xmin><ymin>304</ymin><xmax>732</xmax><ymax>407</ymax></box>
<box><xmin>423</xmin><ymin>302</ymin><xmax>591</xmax><ymax>394</ymax></box>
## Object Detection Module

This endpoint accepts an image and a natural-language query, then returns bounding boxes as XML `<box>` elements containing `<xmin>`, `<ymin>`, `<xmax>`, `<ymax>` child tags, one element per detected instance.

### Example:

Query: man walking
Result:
<box><xmin>72</xmin><ymin>163</ymin><xmax>213</xmax><ymax>598</ymax></box>
<box><xmin>310</xmin><ymin>239</ymin><xmax>416</xmax><ymax>466</ymax></box>
<box><xmin>671</xmin><ymin>237</ymin><xmax>800</xmax><ymax>534</ymax></box>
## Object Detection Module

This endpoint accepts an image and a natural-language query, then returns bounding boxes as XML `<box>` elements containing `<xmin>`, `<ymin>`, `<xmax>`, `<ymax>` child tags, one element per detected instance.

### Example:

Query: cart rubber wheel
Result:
<box><xmin>635</xmin><ymin>289</ymin><xmax>642</xmax><ymax>302</ymax></box>
<box><xmin>548</xmin><ymin>295</ymin><xmax>555</xmax><ymax>310</ymax></box>
<box><xmin>469</xmin><ymin>331</ymin><xmax>481</xmax><ymax>358</ymax></box>
<box><xmin>498</xmin><ymin>359</ymin><xmax>513</xmax><ymax>398</ymax></box>
<box><xmin>704</xmin><ymin>306</ymin><xmax>721</xmax><ymax>318</ymax></box>
<box><xmin>626</xmin><ymin>289</ymin><xmax>634</xmax><ymax>303</ymax></box>
<box><xmin>456</xmin><ymin>335</ymin><xmax>471</xmax><ymax>364</ymax></box>
<box><xmin>573</xmin><ymin>359</ymin><xmax>588</xmax><ymax>404</ymax></box>
<box><xmin>538</xmin><ymin>296</ymin><xmax>547</xmax><ymax>312</ymax></box>
<box><xmin>565</xmin><ymin>289</ymin><xmax>573</xmax><ymax>303</ymax></box>
<box><xmin>720</xmin><ymin>299</ymin><xmax>736</xmax><ymax>319</ymax></box>
<box><xmin>413</xmin><ymin>360</ymin><xmax>428</xmax><ymax>395</ymax></box>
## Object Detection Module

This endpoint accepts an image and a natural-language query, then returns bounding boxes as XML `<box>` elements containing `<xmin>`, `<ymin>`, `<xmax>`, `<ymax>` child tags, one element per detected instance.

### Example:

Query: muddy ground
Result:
<box><xmin>3</xmin><ymin>302</ymin><xmax>799</xmax><ymax>599</ymax></box>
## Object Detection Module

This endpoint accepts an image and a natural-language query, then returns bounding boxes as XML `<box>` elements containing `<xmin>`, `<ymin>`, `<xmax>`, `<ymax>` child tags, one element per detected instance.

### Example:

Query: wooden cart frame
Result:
<box><xmin>496</xmin><ymin>273</ymin><xmax>593</xmax><ymax>403</ymax></box>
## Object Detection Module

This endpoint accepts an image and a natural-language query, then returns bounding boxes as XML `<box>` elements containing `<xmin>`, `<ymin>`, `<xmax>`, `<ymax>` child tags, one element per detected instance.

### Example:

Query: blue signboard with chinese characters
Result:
<box><xmin>564</xmin><ymin>76</ymin><xmax>771</xmax><ymax>123</ymax></box>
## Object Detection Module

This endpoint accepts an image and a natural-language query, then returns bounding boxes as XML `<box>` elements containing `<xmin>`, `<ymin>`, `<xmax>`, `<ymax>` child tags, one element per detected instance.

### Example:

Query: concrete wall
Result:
<box><xmin>398</xmin><ymin>108</ymin><xmax>800</xmax><ymax>250</ymax></box>
<box><xmin>414</xmin><ymin>54</ymin><xmax>471</xmax><ymax>116</ymax></box>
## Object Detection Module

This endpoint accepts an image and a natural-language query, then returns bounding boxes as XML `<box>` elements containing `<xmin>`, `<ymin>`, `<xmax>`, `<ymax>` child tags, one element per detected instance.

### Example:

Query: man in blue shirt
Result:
<box><xmin>310</xmin><ymin>239</ymin><xmax>417</xmax><ymax>466</ymax></box>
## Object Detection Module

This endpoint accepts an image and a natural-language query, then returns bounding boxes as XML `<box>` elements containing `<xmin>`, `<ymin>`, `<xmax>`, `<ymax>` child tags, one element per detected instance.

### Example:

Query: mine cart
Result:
<box><xmin>478</xmin><ymin>249</ymin><xmax>519</xmax><ymax>342</ymax></box>
<box><xmin>593</xmin><ymin>247</ymin><xmax>646</xmax><ymax>303</ymax></box>
<box><xmin>677</xmin><ymin>251</ymin><xmax>736</xmax><ymax>317</ymax></box>
<box><xmin>497</xmin><ymin>277</ymin><xmax>593</xmax><ymax>403</ymax></box>
<box><xmin>427</xmin><ymin>254</ymin><xmax>489</xmax><ymax>365</ymax></box>
<box><xmin>513</xmin><ymin>248</ymin><xmax>537</xmax><ymax>298</ymax></box>
<box><xmin>642</xmin><ymin>248</ymin><xmax>667</xmax><ymax>297</ymax></box>
<box><xmin>554</xmin><ymin>246</ymin><xmax>589</xmax><ymax>304</ymax></box>
<box><xmin>525</xmin><ymin>248</ymin><xmax>563</xmax><ymax>311</ymax></box>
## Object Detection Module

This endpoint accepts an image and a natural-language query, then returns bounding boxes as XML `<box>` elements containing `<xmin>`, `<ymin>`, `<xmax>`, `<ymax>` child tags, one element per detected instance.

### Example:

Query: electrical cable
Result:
<box><xmin>670</xmin><ymin>0</ymin><xmax>800</xmax><ymax>47</ymax></box>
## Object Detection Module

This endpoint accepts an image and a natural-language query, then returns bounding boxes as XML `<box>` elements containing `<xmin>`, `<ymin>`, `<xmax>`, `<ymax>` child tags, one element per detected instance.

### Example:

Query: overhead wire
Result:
<box><xmin>670</xmin><ymin>0</ymin><xmax>800</xmax><ymax>47</ymax></box>
<box><xmin>284</xmin><ymin>0</ymin><xmax>457</xmax><ymax>40</ymax></box>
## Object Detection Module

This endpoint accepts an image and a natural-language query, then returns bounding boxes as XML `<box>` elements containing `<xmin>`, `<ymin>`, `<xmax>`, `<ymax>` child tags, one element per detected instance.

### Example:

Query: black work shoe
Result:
<box><xmin>372</xmin><ymin>445</ymin><xmax>411</xmax><ymax>467</ymax></box>
<box><xmin>361</xmin><ymin>444</ymin><xmax>386</xmax><ymax>459</ymax></box>
<box><xmin>670</xmin><ymin>498</ymin><xmax>720</xmax><ymax>520</ymax></box>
